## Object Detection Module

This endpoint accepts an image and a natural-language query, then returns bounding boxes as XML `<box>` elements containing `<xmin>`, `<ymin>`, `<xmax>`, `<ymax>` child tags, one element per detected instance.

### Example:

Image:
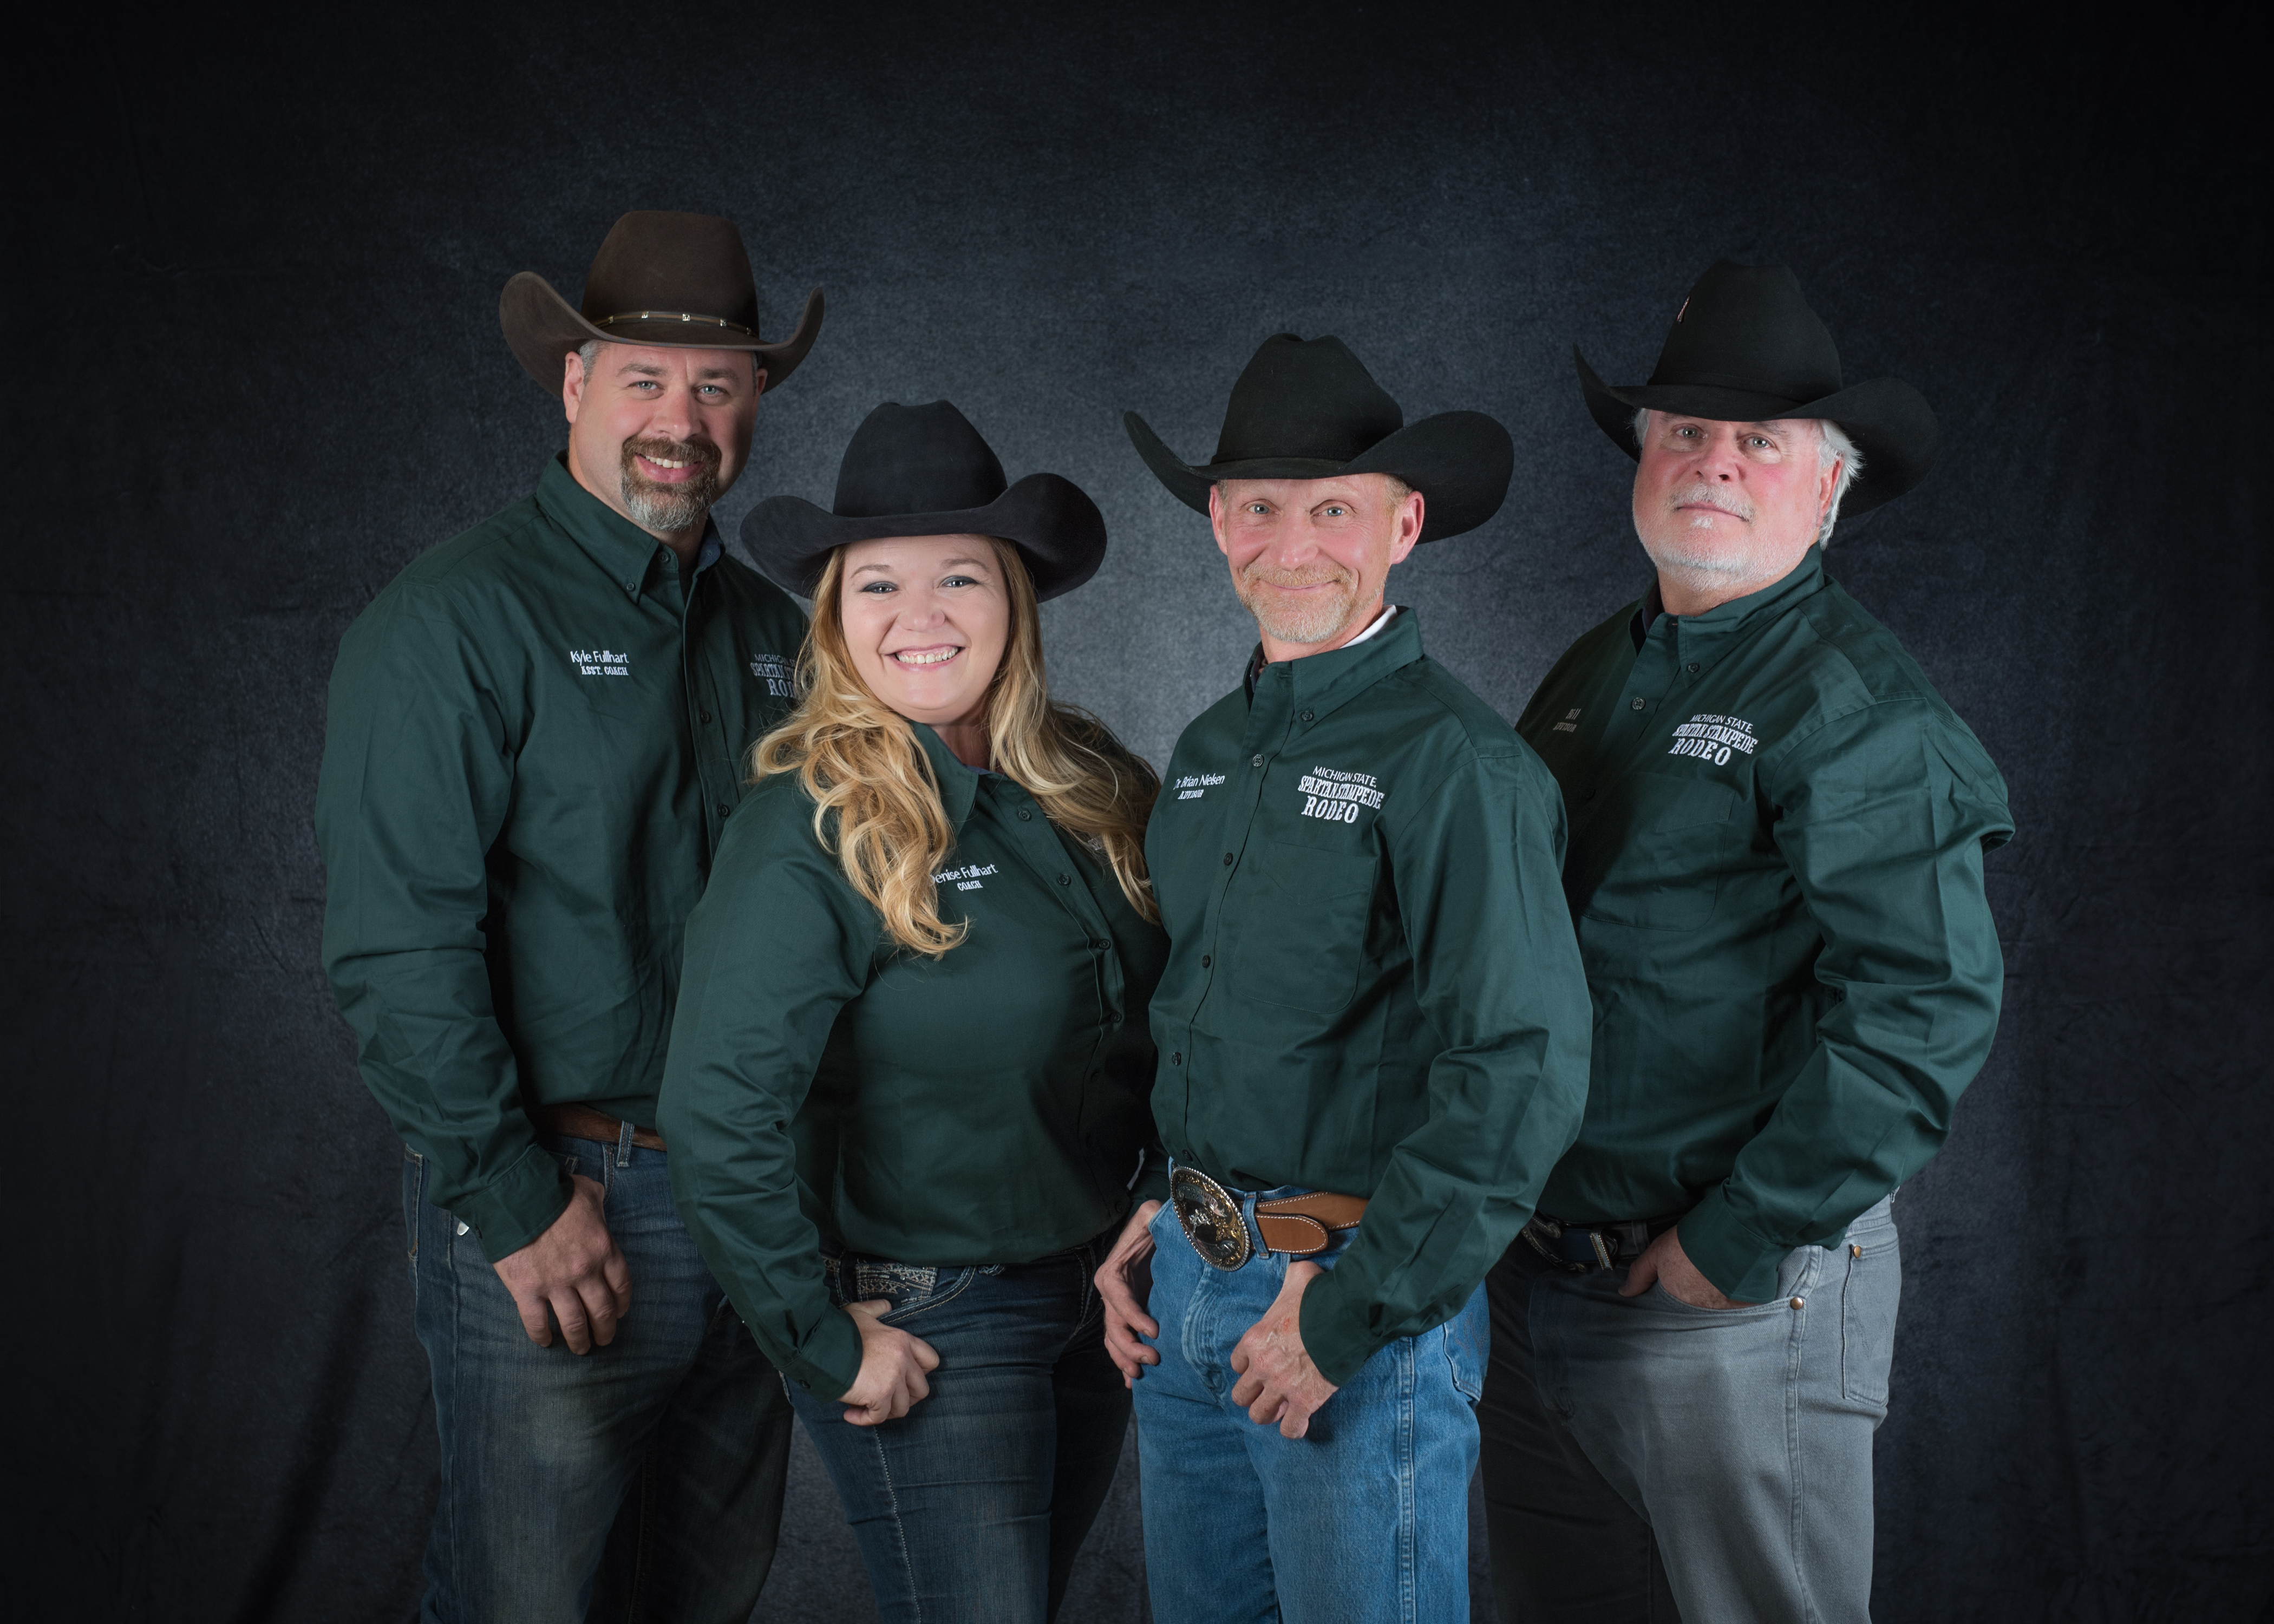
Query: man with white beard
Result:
<box><xmin>317</xmin><ymin>212</ymin><xmax>820</xmax><ymax>1623</ymax></box>
<box><xmin>1097</xmin><ymin>336</ymin><xmax>1593</xmax><ymax>1622</ymax></box>
<box><xmin>1478</xmin><ymin>261</ymin><xmax>2015</xmax><ymax>1624</ymax></box>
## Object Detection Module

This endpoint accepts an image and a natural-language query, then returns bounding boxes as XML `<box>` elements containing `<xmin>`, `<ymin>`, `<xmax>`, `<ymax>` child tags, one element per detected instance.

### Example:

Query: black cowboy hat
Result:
<box><xmin>500</xmin><ymin>210</ymin><xmax>824</xmax><ymax>390</ymax></box>
<box><xmin>741</xmin><ymin>401</ymin><xmax>1107</xmax><ymax>601</ymax></box>
<box><xmin>1576</xmin><ymin>260</ymin><xmax>1938</xmax><ymax>516</ymax></box>
<box><xmin>1124</xmin><ymin>335</ymin><xmax>1514</xmax><ymax>543</ymax></box>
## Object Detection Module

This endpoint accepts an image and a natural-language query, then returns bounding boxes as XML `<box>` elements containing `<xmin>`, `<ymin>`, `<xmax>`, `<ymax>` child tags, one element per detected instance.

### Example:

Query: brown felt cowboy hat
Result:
<box><xmin>499</xmin><ymin>211</ymin><xmax>825</xmax><ymax>390</ymax></box>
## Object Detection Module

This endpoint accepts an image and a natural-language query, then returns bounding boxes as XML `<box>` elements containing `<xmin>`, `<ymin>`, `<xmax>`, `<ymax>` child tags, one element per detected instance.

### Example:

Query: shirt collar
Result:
<box><xmin>1629</xmin><ymin>547</ymin><xmax>1828</xmax><ymax>650</ymax></box>
<box><xmin>1246</xmin><ymin>605</ymin><xmax>1425</xmax><ymax>722</ymax></box>
<box><xmin>909</xmin><ymin>722</ymin><xmax>981</xmax><ymax>834</ymax></box>
<box><xmin>533</xmin><ymin>452</ymin><xmax>723</xmax><ymax>600</ymax></box>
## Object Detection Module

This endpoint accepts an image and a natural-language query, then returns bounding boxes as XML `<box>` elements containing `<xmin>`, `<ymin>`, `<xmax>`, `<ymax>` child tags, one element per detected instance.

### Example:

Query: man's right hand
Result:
<box><xmin>491</xmin><ymin>1173</ymin><xmax>632</xmax><ymax>1353</ymax></box>
<box><xmin>837</xmin><ymin>1300</ymin><xmax>941</xmax><ymax>1426</ymax></box>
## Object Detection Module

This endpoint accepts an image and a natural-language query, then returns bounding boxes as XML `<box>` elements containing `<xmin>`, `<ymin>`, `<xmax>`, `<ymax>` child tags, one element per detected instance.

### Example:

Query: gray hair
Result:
<box><xmin>1631</xmin><ymin>408</ymin><xmax>1865</xmax><ymax>548</ymax></box>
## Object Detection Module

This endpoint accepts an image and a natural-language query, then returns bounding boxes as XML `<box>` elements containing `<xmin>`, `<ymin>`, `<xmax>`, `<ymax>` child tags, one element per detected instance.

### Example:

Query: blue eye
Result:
<box><xmin>940</xmin><ymin>574</ymin><xmax>979</xmax><ymax>588</ymax></box>
<box><xmin>859</xmin><ymin>581</ymin><xmax>896</xmax><ymax>593</ymax></box>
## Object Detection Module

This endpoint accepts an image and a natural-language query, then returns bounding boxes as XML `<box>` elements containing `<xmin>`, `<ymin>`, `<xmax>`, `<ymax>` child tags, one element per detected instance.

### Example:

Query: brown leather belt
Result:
<box><xmin>530</xmin><ymin>1102</ymin><xmax>668</xmax><ymax>1152</ymax></box>
<box><xmin>1170</xmin><ymin>1164</ymin><xmax>1365</xmax><ymax>1270</ymax></box>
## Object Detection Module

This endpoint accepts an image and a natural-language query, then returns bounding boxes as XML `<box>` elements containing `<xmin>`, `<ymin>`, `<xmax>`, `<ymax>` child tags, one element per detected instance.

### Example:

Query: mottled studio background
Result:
<box><xmin>4</xmin><ymin>4</ymin><xmax>2266</xmax><ymax>1621</ymax></box>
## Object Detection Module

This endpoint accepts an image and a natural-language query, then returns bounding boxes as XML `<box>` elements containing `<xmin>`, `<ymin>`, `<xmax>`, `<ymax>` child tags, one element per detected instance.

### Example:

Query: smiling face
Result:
<box><xmin>1631</xmin><ymin>411</ymin><xmax>1840</xmax><ymax>608</ymax></box>
<box><xmin>836</xmin><ymin>534</ymin><xmax>1014</xmax><ymax>735</ymax></box>
<box><xmin>1208</xmin><ymin>473</ymin><xmax>1423</xmax><ymax>658</ymax></box>
<box><xmin>563</xmin><ymin>342</ymin><xmax>765</xmax><ymax>539</ymax></box>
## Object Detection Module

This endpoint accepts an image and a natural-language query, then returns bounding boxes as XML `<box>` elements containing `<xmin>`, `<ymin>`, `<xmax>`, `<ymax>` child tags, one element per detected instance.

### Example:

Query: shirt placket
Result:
<box><xmin>675</xmin><ymin>560</ymin><xmax>742</xmax><ymax>850</ymax></box>
<box><xmin>993</xmin><ymin>782</ymin><xmax>1129</xmax><ymax>1099</ymax></box>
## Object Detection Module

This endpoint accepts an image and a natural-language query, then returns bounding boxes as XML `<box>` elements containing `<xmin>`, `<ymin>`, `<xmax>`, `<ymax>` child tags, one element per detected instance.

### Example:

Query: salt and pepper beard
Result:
<box><xmin>618</xmin><ymin>435</ymin><xmax>723</xmax><ymax>534</ymax></box>
<box><xmin>1236</xmin><ymin>560</ymin><xmax>1364</xmax><ymax>646</ymax></box>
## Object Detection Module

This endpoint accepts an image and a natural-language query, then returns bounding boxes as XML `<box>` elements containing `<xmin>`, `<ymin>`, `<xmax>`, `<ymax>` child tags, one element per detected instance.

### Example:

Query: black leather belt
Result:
<box><xmin>1520</xmin><ymin>1212</ymin><xmax>1683</xmax><ymax>1274</ymax></box>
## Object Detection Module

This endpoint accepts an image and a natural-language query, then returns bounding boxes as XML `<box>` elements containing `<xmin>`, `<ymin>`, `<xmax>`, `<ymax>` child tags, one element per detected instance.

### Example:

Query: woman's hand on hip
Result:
<box><xmin>837</xmin><ymin>1299</ymin><xmax>941</xmax><ymax>1425</ymax></box>
<box><xmin>1096</xmin><ymin>1199</ymin><xmax>1163</xmax><ymax>1386</ymax></box>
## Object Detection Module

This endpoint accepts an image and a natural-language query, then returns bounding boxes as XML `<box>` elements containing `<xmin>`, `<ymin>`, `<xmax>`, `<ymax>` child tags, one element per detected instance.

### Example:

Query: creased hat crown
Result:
<box><xmin>832</xmin><ymin>403</ymin><xmax>1009</xmax><ymax>519</ymax></box>
<box><xmin>579</xmin><ymin>211</ymin><xmax>759</xmax><ymax>331</ymax></box>
<box><xmin>1650</xmin><ymin>261</ymin><xmax>1844</xmax><ymax>404</ymax></box>
<box><xmin>1212</xmin><ymin>335</ymin><xmax>1405</xmax><ymax>467</ymax></box>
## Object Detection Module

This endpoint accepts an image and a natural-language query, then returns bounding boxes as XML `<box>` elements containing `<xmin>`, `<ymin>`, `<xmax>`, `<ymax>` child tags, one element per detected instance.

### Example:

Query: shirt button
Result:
<box><xmin>1201</xmin><ymin>954</ymin><xmax>1212</xmax><ymax>968</ymax></box>
<box><xmin>1629</xmin><ymin>697</ymin><xmax>1646</xmax><ymax>711</ymax></box>
<box><xmin>1057</xmin><ymin>873</ymin><xmax>1072</xmax><ymax>886</ymax></box>
<box><xmin>1583</xmin><ymin>788</ymin><xmax>1597</xmax><ymax>802</ymax></box>
<box><xmin>1251</xmin><ymin>754</ymin><xmax>1263</xmax><ymax>768</ymax></box>
<box><xmin>699</xmin><ymin>709</ymin><xmax>713</xmax><ymax>723</ymax></box>
<box><xmin>716</xmin><ymin>802</ymin><xmax>731</xmax><ymax>817</ymax></box>
<box><xmin>1299</xmin><ymin>709</ymin><xmax>1315</xmax><ymax>723</ymax></box>
<box><xmin>1018</xmin><ymin>809</ymin><xmax>1033</xmax><ymax>821</ymax></box>
<box><xmin>1222</xmin><ymin>853</ymin><xmax>1234</xmax><ymax>866</ymax></box>
<box><xmin>1171</xmin><ymin>1052</ymin><xmax>1182</xmax><ymax>1066</ymax></box>
<box><xmin>1685</xmin><ymin>663</ymin><xmax>1700</xmax><ymax>675</ymax></box>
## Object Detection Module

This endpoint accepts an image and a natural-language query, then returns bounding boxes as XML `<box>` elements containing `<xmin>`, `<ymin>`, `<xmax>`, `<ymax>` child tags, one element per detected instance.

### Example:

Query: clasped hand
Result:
<box><xmin>1095</xmin><ymin>1201</ymin><xmax>1339</xmax><ymax>1438</ymax></box>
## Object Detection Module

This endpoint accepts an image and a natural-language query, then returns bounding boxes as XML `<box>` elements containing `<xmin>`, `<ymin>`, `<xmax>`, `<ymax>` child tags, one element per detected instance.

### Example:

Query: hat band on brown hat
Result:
<box><xmin>594</xmin><ymin>310</ymin><xmax>755</xmax><ymax>334</ymax></box>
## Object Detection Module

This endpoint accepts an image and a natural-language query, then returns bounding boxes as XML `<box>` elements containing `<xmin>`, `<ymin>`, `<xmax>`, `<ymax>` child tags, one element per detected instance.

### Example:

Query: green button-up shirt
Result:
<box><xmin>317</xmin><ymin>455</ymin><xmax>808</xmax><ymax>1261</ymax></box>
<box><xmin>1147</xmin><ymin>610</ymin><xmax>1593</xmax><ymax>1386</ymax></box>
<box><xmin>1518</xmin><ymin>548</ymin><xmax>2013</xmax><ymax>1302</ymax></box>
<box><xmin>658</xmin><ymin>724</ymin><xmax>1169</xmax><ymax>1398</ymax></box>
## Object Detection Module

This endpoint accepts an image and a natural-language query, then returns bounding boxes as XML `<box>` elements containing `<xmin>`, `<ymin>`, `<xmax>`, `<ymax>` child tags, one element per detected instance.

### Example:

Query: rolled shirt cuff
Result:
<box><xmin>1132</xmin><ymin>1150</ymin><xmax>1172</xmax><ymax>1208</ymax></box>
<box><xmin>455</xmin><ymin>1142</ymin><xmax>576</xmax><ymax>1265</ymax></box>
<box><xmin>1676</xmin><ymin>1186</ymin><xmax>1792</xmax><ymax>1305</ymax></box>
<box><xmin>780</xmin><ymin>1306</ymin><xmax>867</xmax><ymax>1401</ymax></box>
<box><xmin>1295</xmin><ymin>1273</ymin><xmax>1384</xmax><ymax>1390</ymax></box>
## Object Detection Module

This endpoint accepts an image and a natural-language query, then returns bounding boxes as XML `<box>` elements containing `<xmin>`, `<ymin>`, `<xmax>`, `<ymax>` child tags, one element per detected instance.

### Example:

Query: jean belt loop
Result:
<box><xmin>614</xmin><ymin>1115</ymin><xmax>635</xmax><ymax>1169</ymax></box>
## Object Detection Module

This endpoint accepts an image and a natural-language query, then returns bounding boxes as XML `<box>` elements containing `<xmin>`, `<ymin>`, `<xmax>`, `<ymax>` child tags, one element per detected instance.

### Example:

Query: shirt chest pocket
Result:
<box><xmin>1232</xmin><ymin>840</ymin><xmax>1377</xmax><ymax>1015</ymax></box>
<box><xmin>1585</xmin><ymin>777</ymin><xmax>1747</xmax><ymax>933</ymax></box>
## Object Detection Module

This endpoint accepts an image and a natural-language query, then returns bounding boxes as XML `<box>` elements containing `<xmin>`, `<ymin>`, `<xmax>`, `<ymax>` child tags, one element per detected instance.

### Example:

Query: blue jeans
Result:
<box><xmin>786</xmin><ymin>1228</ymin><xmax>1132</xmax><ymax>1623</ymax></box>
<box><xmin>404</xmin><ymin>1135</ymin><xmax>794</xmax><ymax>1624</ymax></box>
<box><xmin>1133</xmin><ymin>1193</ymin><xmax>1488</xmax><ymax>1623</ymax></box>
<box><xmin>1479</xmin><ymin>1196</ymin><xmax>1901</xmax><ymax>1624</ymax></box>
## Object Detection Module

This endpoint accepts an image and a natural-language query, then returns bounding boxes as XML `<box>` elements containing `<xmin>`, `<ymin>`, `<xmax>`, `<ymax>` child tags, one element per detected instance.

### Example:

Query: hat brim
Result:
<box><xmin>739</xmin><ymin>472</ymin><xmax>1107</xmax><ymax>603</ymax></box>
<box><xmin>1124</xmin><ymin>409</ymin><xmax>1514</xmax><ymax>543</ymax></box>
<box><xmin>1575</xmin><ymin>348</ymin><xmax>1938</xmax><ymax>517</ymax></box>
<box><xmin>500</xmin><ymin>272</ymin><xmax>825</xmax><ymax>392</ymax></box>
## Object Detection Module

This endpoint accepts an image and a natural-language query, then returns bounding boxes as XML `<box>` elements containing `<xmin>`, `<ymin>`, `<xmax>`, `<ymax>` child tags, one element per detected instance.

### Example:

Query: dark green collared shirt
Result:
<box><xmin>1519</xmin><ymin>548</ymin><xmax>2013</xmax><ymax>1302</ymax></box>
<box><xmin>658</xmin><ymin>724</ymin><xmax>1169</xmax><ymax>1399</ymax></box>
<box><xmin>1147</xmin><ymin>610</ymin><xmax>1594</xmax><ymax>1386</ymax></box>
<box><xmin>317</xmin><ymin>455</ymin><xmax>808</xmax><ymax>1261</ymax></box>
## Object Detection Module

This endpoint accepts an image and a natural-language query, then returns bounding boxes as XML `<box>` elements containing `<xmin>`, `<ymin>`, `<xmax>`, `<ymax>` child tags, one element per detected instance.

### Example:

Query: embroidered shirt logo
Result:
<box><xmin>933</xmin><ymin>862</ymin><xmax>998</xmax><ymax>892</ymax></box>
<box><xmin>749</xmin><ymin>653</ymin><xmax>794</xmax><ymax>697</ymax></box>
<box><xmin>570</xmin><ymin>648</ymin><xmax>630</xmax><ymax>679</ymax></box>
<box><xmin>1551</xmin><ymin>707</ymin><xmax>1583</xmax><ymax>734</ymax></box>
<box><xmin>1296</xmin><ymin>765</ymin><xmax>1384</xmax><ymax>826</ymax></box>
<box><xmin>1173</xmin><ymin>772</ymin><xmax>1227</xmax><ymax>801</ymax></box>
<box><xmin>1668</xmin><ymin>713</ymin><xmax>1759</xmax><ymax>767</ymax></box>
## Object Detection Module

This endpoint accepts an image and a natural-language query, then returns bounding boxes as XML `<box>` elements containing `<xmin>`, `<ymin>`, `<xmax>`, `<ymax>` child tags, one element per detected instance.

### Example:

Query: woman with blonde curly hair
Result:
<box><xmin>658</xmin><ymin>402</ymin><xmax>1166</xmax><ymax>1624</ymax></box>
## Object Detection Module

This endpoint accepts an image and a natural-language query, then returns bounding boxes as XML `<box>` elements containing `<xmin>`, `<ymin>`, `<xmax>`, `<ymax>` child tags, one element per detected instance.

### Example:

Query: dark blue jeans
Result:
<box><xmin>787</xmin><ymin>1229</ymin><xmax>1133</xmax><ymax>1624</ymax></box>
<box><xmin>404</xmin><ymin>1135</ymin><xmax>794</xmax><ymax>1624</ymax></box>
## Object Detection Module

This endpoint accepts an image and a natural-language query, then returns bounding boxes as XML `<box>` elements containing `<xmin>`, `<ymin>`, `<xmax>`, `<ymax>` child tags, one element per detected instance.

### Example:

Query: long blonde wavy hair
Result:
<box><xmin>750</xmin><ymin>538</ymin><xmax>1159</xmax><ymax>957</ymax></box>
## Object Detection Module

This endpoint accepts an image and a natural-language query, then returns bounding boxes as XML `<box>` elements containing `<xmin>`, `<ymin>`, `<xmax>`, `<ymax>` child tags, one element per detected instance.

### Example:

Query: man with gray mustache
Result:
<box><xmin>317</xmin><ymin>212</ymin><xmax>820</xmax><ymax>1623</ymax></box>
<box><xmin>1478</xmin><ymin>262</ymin><xmax>2014</xmax><ymax>1622</ymax></box>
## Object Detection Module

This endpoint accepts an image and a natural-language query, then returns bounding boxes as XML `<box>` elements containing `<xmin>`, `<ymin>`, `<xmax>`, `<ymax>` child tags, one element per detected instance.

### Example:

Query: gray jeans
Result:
<box><xmin>1479</xmin><ymin>1196</ymin><xmax>1900</xmax><ymax>1623</ymax></box>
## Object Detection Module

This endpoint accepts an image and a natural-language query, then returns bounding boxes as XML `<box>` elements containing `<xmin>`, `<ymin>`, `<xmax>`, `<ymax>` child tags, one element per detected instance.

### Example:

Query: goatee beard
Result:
<box><xmin>1639</xmin><ymin>483</ymin><xmax>1754</xmax><ymax>577</ymax></box>
<box><xmin>619</xmin><ymin>435</ymin><xmax>723</xmax><ymax>533</ymax></box>
<box><xmin>1237</xmin><ymin>564</ymin><xmax>1360</xmax><ymax>646</ymax></box>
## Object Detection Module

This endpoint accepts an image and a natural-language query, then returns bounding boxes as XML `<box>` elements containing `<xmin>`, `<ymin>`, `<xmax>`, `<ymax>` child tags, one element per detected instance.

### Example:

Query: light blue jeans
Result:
<box><xmin>404</xmin><ymin>1135</ymin><xmax>794</xmax><ymax>1624</ymax></box>
<box><xmin>1479</xmin><ymin>1195</ymin><xmax>1901</xmax><ymax>1623</ymax></box>
<box><xmin>1133</xmin><ymin>1191</ymin><xmax>1488</xmax><ymax>1623</ymax></box>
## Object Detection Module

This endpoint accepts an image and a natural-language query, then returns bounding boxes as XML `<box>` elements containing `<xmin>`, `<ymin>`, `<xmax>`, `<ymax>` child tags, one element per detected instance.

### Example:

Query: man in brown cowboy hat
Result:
<box><xmin>316</xmin><ymin>211</ymin><xmax>822</xmax><ymax>1623</ymax></box>
<box><xmin>1478</xmin><ymin>261</ymin><xmax>2014</xmax><ymax>1623</ymax></box>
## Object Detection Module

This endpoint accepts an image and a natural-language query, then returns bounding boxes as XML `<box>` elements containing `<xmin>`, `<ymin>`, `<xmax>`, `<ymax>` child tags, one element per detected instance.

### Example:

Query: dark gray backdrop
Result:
<box><xmin>5</xmin><ymin>4</ymin><xmax>2266</xmax><ymax>1621</ymax></box>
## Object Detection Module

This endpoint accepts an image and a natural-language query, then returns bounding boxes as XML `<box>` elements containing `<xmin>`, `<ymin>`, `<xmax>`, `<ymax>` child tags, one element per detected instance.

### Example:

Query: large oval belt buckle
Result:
<box><xmin>1171</xmin><ymin>1166</ymin><xmax>1252</xmax><ymax>1271</ymax></box>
